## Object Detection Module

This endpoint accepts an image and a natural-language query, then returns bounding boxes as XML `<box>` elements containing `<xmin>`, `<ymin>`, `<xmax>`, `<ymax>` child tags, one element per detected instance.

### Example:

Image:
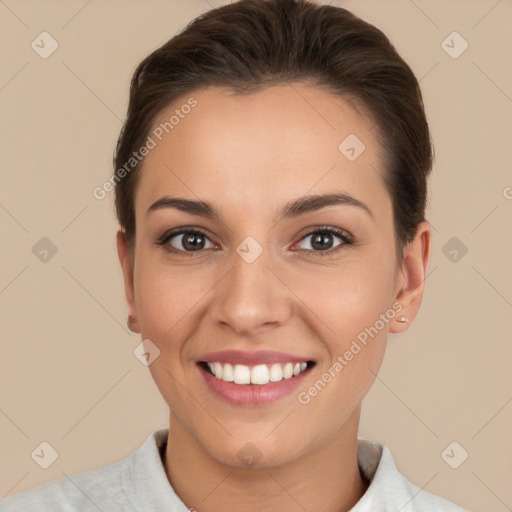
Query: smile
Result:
<box><xmin>202</xmin><ymin>361</ymin><xmax>311</xmax><ymax>385</ymax></box>
<box><xmin>196</xmin><ymin>349</ymin><xmax>316</xmax><ymax>406</ymax></box>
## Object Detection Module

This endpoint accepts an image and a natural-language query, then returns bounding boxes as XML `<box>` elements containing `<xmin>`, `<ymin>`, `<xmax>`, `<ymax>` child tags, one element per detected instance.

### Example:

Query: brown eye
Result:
<box><xmin>156</xmin><ymin>229</ymin><xmax>216</xmax><ymax>254</ymax></box>
<box><xmin>296</xmin><ymin>227</ymin><xmax>353</xmax><ymax>256</ymax></box>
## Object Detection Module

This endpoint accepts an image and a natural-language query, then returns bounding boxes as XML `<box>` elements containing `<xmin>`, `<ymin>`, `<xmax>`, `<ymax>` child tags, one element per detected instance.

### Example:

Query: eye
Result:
<box><xmin>295</xmin><ymin>226</ymin><xmax>353</xmax><ymax>256</ymax></box>
<box><xmin>155</xmin><ymin>225</ymin><xmax>354</xmax><ymax>257</ymax></box>
<box><xmin>156</xmin><ymin>228</ymin><xmax>216</xmax><ymax>255</ymax></box>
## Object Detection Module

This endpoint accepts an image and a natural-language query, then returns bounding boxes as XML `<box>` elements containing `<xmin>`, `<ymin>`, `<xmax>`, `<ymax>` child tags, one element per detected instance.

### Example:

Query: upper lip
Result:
<box><xmin>197</xmin><ymin>350</ymin><xmax>314</xmax><ymax>366</ymax></box>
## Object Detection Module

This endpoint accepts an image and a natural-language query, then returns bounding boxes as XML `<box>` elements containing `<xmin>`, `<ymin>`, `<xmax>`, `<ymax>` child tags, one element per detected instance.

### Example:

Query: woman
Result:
<box><xmin>1</xmin><ymin>0</ymin><xmax>469</xmax><ymax>510</ymax></box>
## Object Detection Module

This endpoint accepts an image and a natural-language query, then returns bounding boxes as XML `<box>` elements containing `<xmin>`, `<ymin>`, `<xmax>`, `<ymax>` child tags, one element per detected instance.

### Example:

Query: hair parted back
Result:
<box><xmin>113</xmin><ymin>0</ymin><xmax>433</xmax><ymax>261</ymax></box>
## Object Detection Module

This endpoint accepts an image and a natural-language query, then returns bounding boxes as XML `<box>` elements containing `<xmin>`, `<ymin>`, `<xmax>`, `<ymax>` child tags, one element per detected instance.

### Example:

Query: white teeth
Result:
<box><xmin>269</xmin><ymin>363</ymin><xmax>283</xmax><ymax>382</ymax></box>
<box><xmin>206</xmin><ymin>360</ymin><xmax>309</xmax><ymax>385</ymax></box>
<box><xmin>283</xmin><ymin>362</ymin><xmax>293</xmax><ymax>379</ymax></box>
<box><xmin>233</xmin><ymin>364</ymin><xmax>251</xmax><ymax>384</ymax></box>
<box><xmin>214</xmin><ymin>362</ymin><xmax>223</xmax><ymax>380</ymax></box>
<box><xmin>222</xmin><ymin>363</ymin><xmax>234</xmax><ymax>382</ymax></box>
<box><xmin>251</xmin><ymin>364</ymin><xmax>270</xmax><ymax>385</ymax></box>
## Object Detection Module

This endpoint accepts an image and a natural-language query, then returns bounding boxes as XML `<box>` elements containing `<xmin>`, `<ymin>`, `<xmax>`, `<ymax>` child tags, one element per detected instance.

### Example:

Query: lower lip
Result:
<box><xmin>198</xmin><ymin>364</ymin><xmax>312</xmax><ymax>406</ymax></box>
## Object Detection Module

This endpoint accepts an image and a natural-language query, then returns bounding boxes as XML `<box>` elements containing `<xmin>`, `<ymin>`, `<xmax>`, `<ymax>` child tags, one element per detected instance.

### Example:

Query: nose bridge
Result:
<box><xmin>210</xmin><ymin>234</ymin><xmax>289</xmax><ymax>335</ymax></box>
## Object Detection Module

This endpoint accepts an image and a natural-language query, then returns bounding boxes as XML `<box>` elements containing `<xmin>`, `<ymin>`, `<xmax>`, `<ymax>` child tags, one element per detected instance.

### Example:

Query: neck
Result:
<box><xmin>163</xmin><ymin>407</ymin><xmax>369</xmax><ymax>512</ymax></box>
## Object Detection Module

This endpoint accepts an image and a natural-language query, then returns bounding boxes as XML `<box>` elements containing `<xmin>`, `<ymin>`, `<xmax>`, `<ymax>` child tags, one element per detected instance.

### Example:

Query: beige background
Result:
<box><xmin>0</xmin><ymin>0</ymin><xmax>511</xmax><ymax>510</ymax></box>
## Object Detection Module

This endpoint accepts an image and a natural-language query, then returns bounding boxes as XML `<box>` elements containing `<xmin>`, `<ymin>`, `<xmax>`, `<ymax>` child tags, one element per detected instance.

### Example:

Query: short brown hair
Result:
<box><xmin>113</xmin><ymin>0</ymin><xmax>433</xmax><ymax>260</ymax></box>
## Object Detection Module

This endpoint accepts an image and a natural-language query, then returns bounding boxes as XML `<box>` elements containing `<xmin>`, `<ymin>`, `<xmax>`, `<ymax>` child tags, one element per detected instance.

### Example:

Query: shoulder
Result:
<box><xmin>0</xmin><ymin>456</ymin><xmax>132</xmax><ymax>512</ymax></box>
<box><xmin>354</xmin><ymin>439</ymin><xmax>469</xmax><ymax>512</ymax></box>
<box><xmin>398</xmin><ymin>469</ymin><xmax>469</xmax><ymax>512</ymax></box>
<box><xmin>0</xmin><ymin>428</ymin><xmax>172</xmax><ymax>512</ymax></box>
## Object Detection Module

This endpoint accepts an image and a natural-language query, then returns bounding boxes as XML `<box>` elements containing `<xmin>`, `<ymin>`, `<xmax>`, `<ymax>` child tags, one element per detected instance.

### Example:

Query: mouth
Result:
<box><xmin>195</xmin><ymin>350</ymin><xmax>317</xmax><ymax>406</ymax></box>
<box><xmin>198</xmin><ymin>360</ymin><xmax>315</xmax><ymax>385</ymax></box>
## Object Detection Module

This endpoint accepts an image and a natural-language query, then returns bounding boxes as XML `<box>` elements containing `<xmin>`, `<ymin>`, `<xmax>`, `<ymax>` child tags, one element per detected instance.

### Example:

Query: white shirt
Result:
<box><xmin>0</xmin><ymin>428</ymin><xmax>468</xmax><ymax>511</ymax></box>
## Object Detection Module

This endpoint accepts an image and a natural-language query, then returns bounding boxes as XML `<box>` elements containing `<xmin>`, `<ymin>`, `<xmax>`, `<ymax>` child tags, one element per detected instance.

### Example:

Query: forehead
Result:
<box><xmin>135</xmin><ymin>84</ymin><xmax>390</xmax><ymax>219</ymax></box>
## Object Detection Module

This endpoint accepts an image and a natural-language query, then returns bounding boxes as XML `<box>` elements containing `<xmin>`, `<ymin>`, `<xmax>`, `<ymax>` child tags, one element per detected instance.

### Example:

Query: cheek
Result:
<box><xmin>132</xmin><ymin>255</ymin><xmax>228</xmax><ymax>389</ymax></box>
<box><xmin>133</xmin><ymin>261</ymin><xmax>203</xmax><ymax>409</ymax></box>
<box><xmin>293</xmin><ymin>244</ymin><xmax>396</xmax><ymax>399</ymax></box>
<box><xmin>133</xmin><ymin>259</ymin><xmax>203</xmax><ymax>350</ymax></box>
<box><xmin>290</xmin><ymin>247</ymin><xmax>397</xmax><ymax>343</ymax></box>
<box><xmin>328</xmin><ymin>249</ymin><xmax>397</xmax><ymax>392</ymax></box>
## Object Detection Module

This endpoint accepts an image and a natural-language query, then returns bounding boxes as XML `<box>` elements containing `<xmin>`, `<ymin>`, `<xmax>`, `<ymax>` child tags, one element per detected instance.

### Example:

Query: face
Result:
<box><xmin>118</xmin><ymin>83</ymin><xmax>429</xmax><ymax>468</ymax></box>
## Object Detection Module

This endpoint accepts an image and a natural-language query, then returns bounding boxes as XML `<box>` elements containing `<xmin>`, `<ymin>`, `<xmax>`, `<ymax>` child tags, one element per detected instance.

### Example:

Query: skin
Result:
<box><xmin>117</xmin><ymin>83</ymin><xmax>431</xmax><ymax>512</ymax></box>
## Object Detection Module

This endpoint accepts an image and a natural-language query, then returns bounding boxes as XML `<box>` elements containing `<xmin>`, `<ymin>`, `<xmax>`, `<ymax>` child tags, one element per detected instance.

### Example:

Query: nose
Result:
<box><xmin>209</xmin><ymin>244</ymin><xmax>291</xmax><ymax>338</ymax></box>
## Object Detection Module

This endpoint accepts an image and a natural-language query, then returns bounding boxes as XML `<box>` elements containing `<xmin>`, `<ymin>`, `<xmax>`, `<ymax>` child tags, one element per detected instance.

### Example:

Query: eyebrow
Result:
<box><xmin>146</xmin><ymin>192</ymin><xmax>373</xmax><ymax>222</ymax></box>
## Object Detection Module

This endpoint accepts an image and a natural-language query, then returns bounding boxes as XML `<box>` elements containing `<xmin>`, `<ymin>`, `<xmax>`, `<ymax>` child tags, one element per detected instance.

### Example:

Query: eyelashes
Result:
<box><xmin>155</xmin><ymin>225</ymin><xmax>354</xmax><ymax>258</ymax></box>
<box><xmin>156</xmin><ymin>228</ymin><xmax>215</xmax><ymax>257</ymax></box>
<box><xmin>296</xmin><ymin>226</ymin><xmax>353</xmax><ymax>254</ymax></box>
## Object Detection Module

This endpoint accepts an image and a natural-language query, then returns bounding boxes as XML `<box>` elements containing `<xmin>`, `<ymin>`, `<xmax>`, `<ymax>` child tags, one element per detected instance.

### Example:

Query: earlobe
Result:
<box><xmin>390</xmin><ymin>221</ymin><xmax>431</xmax><ymax>334</ymax></box>
<box><xmin>116</xmin><ymin>229</ymin><xmax>140</xmax><ymax>333</ymax></box>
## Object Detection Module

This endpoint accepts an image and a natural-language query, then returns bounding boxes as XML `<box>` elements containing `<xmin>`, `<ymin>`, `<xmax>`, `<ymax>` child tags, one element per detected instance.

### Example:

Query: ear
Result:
<box><xmin>116</xmin><ymin>229</ymin><xmax>140</xmax><ymax>333</ymax></box>
<box><xmin>390</xmin><ymin>221</ymin><xmax>431</xmax><ymax>334</ymax></box>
